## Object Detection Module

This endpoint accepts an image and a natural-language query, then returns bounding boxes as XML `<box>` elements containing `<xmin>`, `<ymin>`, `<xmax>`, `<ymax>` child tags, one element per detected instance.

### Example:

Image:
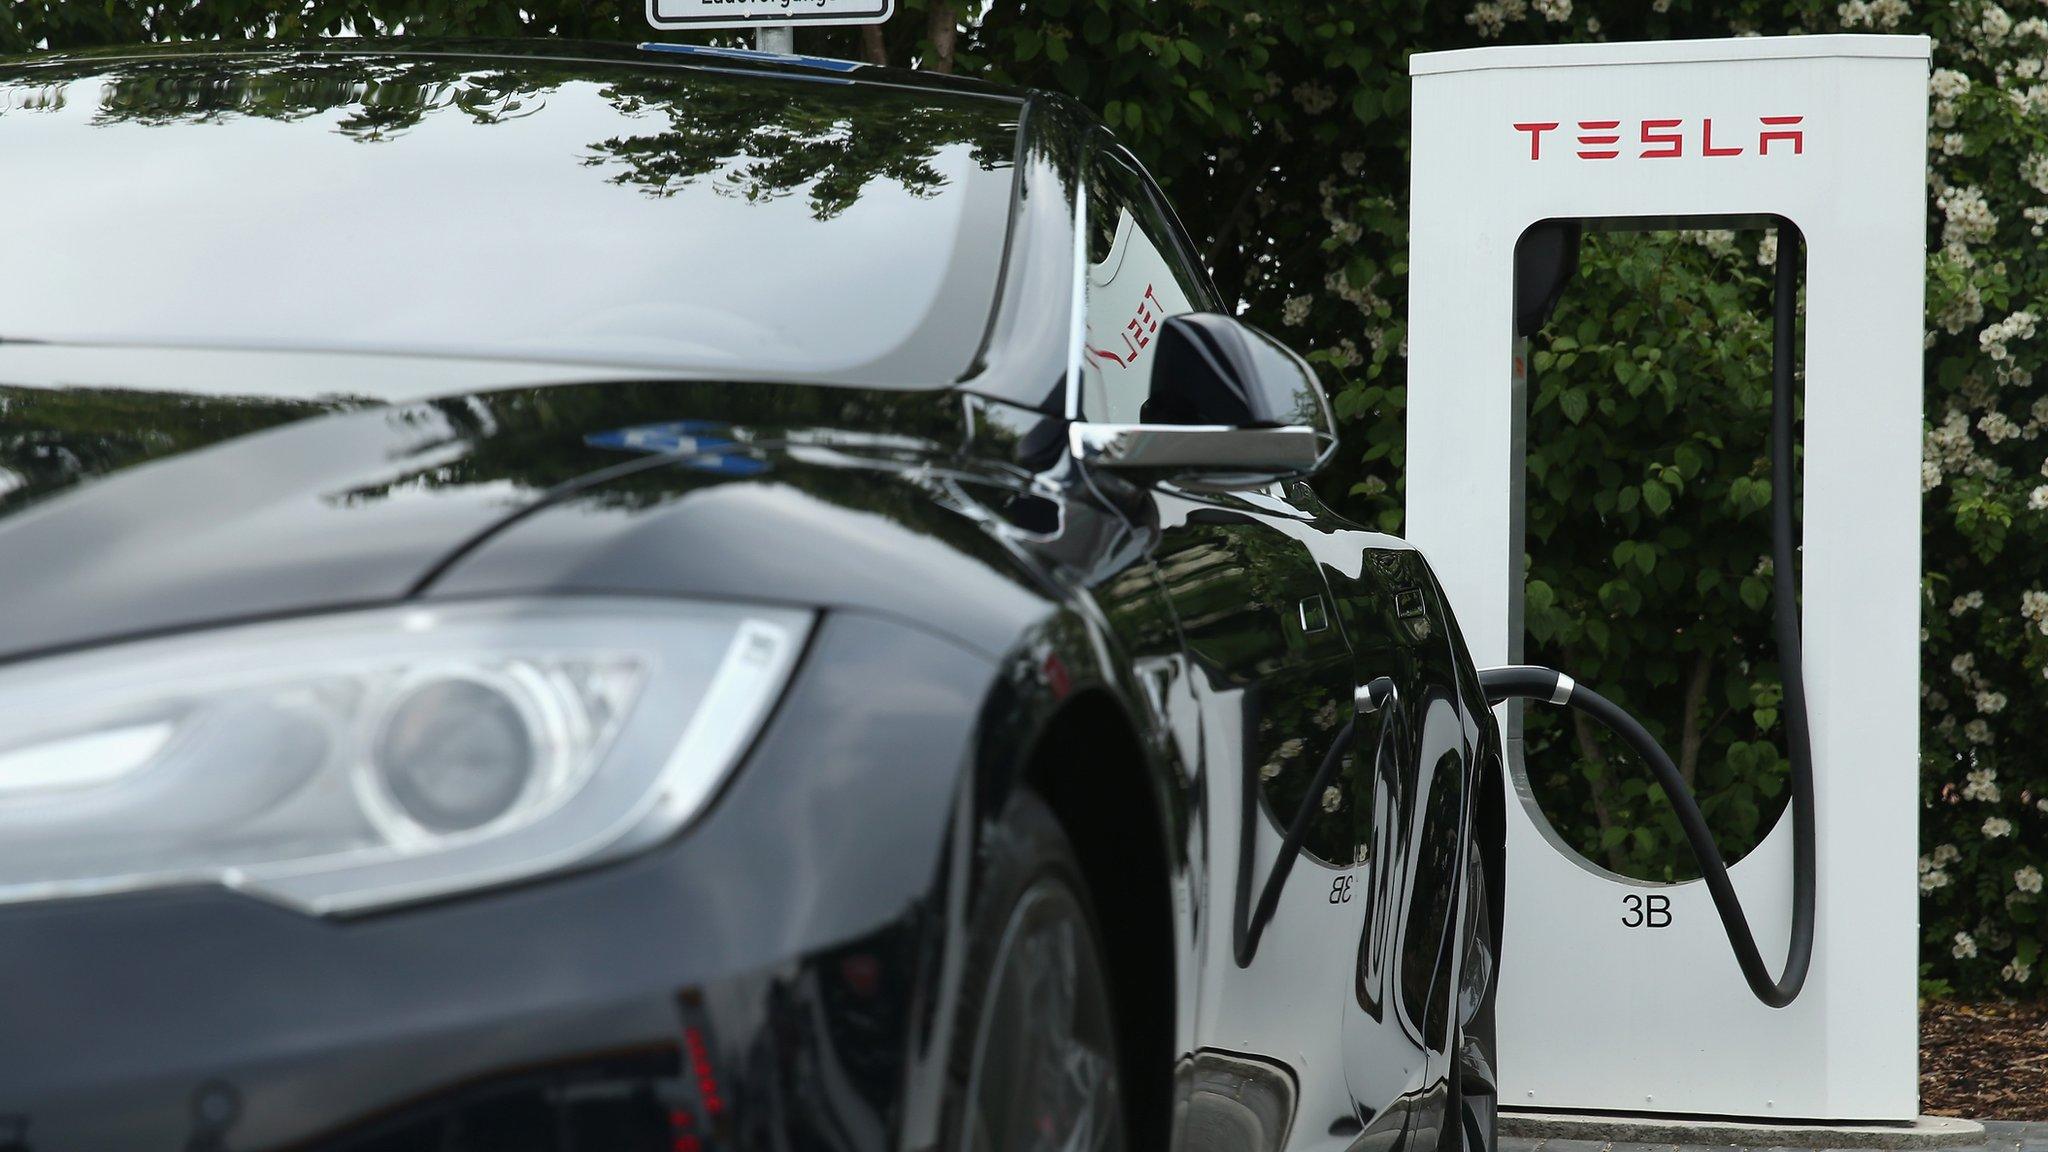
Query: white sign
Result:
<box><xmin>646</xmin><ymin>0</ymin><xmax>893</xmax><ymax>29</ymax></box>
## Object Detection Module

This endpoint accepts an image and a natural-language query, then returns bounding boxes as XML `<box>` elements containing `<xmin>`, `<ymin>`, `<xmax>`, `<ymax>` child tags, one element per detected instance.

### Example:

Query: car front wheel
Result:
<box><xmin>947</xmin><ymin>793</ymin><xmax>1126</xmax><ymax>1152</ymax></box>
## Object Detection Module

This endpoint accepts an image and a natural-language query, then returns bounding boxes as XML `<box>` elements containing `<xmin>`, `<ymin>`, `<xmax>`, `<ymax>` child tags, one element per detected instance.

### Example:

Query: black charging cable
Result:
<box><xmin>1481</xmin><ymin>228</ymin><xmax>1815</xmax><ymax>1009</ymax></box>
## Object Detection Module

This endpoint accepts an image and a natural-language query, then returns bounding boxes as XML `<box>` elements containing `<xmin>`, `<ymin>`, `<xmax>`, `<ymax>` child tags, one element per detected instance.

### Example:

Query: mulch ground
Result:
<box><xmin>1923</xmin><ymin>999</ymin><xmax>2048</xmax><ymax>1120</ymax></box>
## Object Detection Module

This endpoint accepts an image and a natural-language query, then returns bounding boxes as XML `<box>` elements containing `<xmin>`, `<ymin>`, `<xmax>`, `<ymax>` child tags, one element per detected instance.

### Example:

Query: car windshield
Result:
<box><xmin>0</xmin><ymin>51</ymin><xmax>1021</xmax><ymax>387</ymax></box>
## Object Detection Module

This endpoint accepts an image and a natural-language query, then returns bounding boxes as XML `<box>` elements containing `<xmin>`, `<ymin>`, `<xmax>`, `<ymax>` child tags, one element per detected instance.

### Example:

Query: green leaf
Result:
<box><xmin>1739</xmin><ymin>577</ymin><xmax>1769</xmax><ymax>612</ymax></box>
<box><xmin>1559</xmin><ymin>389</ymin><xmax>1589</xmax><ymax>424</ymax></box>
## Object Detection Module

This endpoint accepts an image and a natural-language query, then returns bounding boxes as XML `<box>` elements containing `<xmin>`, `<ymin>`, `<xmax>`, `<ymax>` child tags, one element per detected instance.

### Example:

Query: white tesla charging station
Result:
<box><xmin>1405</xmin><ymin>37</ymin><xmax>1927</xmax><ymax>1122</ymax></box>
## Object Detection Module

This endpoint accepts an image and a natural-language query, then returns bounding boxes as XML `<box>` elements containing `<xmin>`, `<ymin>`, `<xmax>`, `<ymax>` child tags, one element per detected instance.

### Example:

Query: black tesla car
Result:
<box><xmin>0</xmin><ymin>40</ymin><xmax>1503</xmax><ymax>1152</ymax></box>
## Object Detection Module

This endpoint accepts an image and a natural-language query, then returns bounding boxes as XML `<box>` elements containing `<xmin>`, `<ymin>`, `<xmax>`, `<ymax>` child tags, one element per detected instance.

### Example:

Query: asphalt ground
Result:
<box><xmin>1502</xmin><ymin>1123</ymin><xmax>2040</xmax><ymax>1152</ymax></box>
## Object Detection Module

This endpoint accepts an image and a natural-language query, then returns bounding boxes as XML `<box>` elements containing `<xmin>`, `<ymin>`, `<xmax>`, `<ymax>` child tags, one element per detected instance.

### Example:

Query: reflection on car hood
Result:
<box><xmin>0</xmin><ymin>346</ymin><xmax>969</xmax><ymax>663</ymax></box>
<box><xmin>0</xmin><ymin>45</ymin><xmax>1020</xmax><ymax>385</ymax></box>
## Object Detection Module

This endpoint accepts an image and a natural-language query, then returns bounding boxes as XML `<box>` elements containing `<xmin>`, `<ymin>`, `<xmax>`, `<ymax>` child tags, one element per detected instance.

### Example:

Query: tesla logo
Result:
<box><xmin>1089</xmin><ymin>283</ymin><xmax>1166</xmax><ymax>369</ymax></box>
<box><xmin>1513</xmin><ymin>116</ymin><xmax>1804</xmax><ymax>160</ymax></box>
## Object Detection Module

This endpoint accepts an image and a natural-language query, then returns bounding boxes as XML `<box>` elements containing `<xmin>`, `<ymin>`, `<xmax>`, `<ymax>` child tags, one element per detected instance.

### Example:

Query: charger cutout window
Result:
<box><xmin>1499</xmin><ymin>217</ymin><xmax>1814</xmax><ymax>1007</ymax></box>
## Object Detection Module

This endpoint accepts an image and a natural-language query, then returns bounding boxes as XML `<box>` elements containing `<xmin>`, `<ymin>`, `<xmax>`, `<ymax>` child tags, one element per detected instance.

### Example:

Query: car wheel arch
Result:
<box><xmin>1003</xmin><ymin>687</ymin><xmax>1179</xmax><ymax>1152</ymax></box>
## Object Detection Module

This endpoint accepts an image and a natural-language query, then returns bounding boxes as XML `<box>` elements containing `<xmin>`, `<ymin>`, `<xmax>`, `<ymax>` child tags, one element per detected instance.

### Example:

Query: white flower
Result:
<box><xmin>1282</xmin><ymin>295</ymin><xmax>1313</xmax><ymax>327</ymax></box>
<box><xmin>2026</xmin><ymin>155</ymin><xmax>2048</xmax><ymax>196</ymax></box>
<box><xmin>1921</xmin><ymin>867</ymin><xmax>1951</xmax><ymax>892</ymax></box>
<box><xmin>1321</xmin><ymin>785</ymin><xmax>1343</xmax><ymax>812</ymax></box>
<box><xmin>1842</xmin><ymin>0</ymin><xmax>1911</xmax><ymax>28</ymax></box>
<box><xmin>2027</xmin><ymin>592</ymin><xmax>2048</xmax><ymax>625</ymax></box>
<box><xmin>1532</xmin><ymin>0</ymin><xmax>1571</xmax><ymax>20</ymax></box>
<box><xmin>1952</xmin><ymin>590</ymin><xmax>1986</xmax><ymax>615</ymax></box>
<box><xmin>1978</xmin><ymin>309</ymin><xmax>2039</xmax><ymax>365</ymax></box>
<box><xmin>1465</xmin><ymin>2</ymin><xmax>1509</xmax><ymax>37</ymax></box>
<box><xmin>1685</xmin><ymin>229</ymin><xmax>1739</xmax><ymax>257</ymax></box>
<box><xmin>1980</xmin><ymin>4</ymin><xmax>2013</xmax><ymax>45</ymax></box>
<box><xmin>1936</xmin><ymin>843</ymin><xmax>1963</xmax><ymax>865</ymax></box>
<box><xmin>1986</xmin><ymin>816</ymin><xmax>2015</xmax><ymax>838</ymax></box>
<box><xmin>1988</xmin><ymin>309</ymin><xmax>2038</xmax><ymax>342</ymax></box>
<box><xmin>1955</xmin><ymin>931</ymin><xmax>1980</xmax><ymax>959</ymax></box>
<box><xmin>1978</xmin><ymin>691</ymin><xmax>2009</xmax><ymax>714</ymax></box>
<box><xmin>1292</xmin><ymin>82</ymin><xmax>1337</xmax><ymax>115</ymax></box>
<box><xmin>1966</xmin><ymin>719</ymin><xmax>1994</xmax><ymax>745</ymax></box>
<box><xmin>1981</xmin><ymin>412</ymin><xmax>2021</xmax><ymax>442</ymax></box>
<box><xmin>2004</xmin><ymin>961</ymin><xmax>2034</xmax><ymax>984</ymax></box>
<box><xmin>1757</xmin><ymin>231</ymin><xmax>1779</xmax><ymax>267</ymax></box>
<box><xmin>1938</xmin><ymin>185</ymin><xmax>1998</xmax><ymax>247</ymax></box>
<box><xmin>2018</xmin><ymin>866</ymin><xmax>2045</xmax><ymax>894</ymax></box>
<box><xmin>1954</xmin><ymin>651</ymin><xmax>1979</xmax><ymax>676</ymax></box>
<box><xmin>2032</xmin><ymin>485</ymin><xmax>2048</xmax><ymax>510</ymax></box>
<box><xmin>1931</xmin><ymin>68</ymin><xmax>1972</xmax><ymax>100</ymax></box>
<box><xmin>1966</xmin><ymin>767</ymin><xmax>2002</xmax><ymax>802</ymax></box>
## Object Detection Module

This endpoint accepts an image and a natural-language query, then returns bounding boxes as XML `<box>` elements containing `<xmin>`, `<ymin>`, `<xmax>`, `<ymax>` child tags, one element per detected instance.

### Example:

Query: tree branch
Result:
<box><xmin>1204</xmin><ymin>134</ymin><xmax>1283</xmax><ymax>281</ymax></box>
<box><xmin>859</xmin><ymin>24</ymin><xmax>888</xmax><ymax>66</ymax></box>
<box><xmin>925</xmin><ymin>3</ymin><xmax>958</xmax><ymax>74</ymax></box>
<box><xmin>1678</xmin><ymin>649</ymin><xmax>1712</xmax><ymax>791</ymax></box>
<box><xmin>1571</xmin><ymin>709</ymin><xmax>1631</xmax><ymax>873</ymax></box>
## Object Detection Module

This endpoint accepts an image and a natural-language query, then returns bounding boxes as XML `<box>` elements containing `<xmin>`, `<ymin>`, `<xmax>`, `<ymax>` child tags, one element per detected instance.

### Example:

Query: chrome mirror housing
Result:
<box><xmin>1068</xmin><ymin>423</ymin><xmax>1325</xmax><ymax>473</ymax></box>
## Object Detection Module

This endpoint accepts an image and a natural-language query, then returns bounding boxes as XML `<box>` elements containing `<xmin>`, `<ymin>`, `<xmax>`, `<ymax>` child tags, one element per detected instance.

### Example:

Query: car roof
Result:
<box><xmin>0</xmin><ymin>41</ymin><xmax>1054</xmax><ymax>389</ymax></box>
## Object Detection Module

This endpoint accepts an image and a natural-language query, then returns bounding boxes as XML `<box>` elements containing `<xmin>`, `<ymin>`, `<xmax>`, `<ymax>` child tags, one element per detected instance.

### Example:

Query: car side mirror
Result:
<box><xmin>1069</xmin><ymin>313</ymin><xmax>1336</xmax><ymax>484</ymax></box>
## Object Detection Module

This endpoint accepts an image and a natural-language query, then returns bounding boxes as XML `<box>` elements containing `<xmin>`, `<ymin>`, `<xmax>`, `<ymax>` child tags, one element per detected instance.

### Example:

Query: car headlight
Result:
<box><xmin>0</xmin><ymin>598</ymin><xmax>810</xmax><ymax>914</ymax></box>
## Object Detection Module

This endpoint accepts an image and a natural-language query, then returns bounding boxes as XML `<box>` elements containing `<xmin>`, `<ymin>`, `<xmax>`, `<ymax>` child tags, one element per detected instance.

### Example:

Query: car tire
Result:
<box><xmin>944</xmin><ymin>791</ymin><xmax>1127</xmax><ymax>1152</ymax></box>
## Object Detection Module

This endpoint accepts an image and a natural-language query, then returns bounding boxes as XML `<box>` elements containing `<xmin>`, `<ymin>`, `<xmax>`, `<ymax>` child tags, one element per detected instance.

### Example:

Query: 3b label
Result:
<box><xmin>1621</xmin><ymin>893</ymin><xmax>1672</xmax><ymax>929</ymax></box>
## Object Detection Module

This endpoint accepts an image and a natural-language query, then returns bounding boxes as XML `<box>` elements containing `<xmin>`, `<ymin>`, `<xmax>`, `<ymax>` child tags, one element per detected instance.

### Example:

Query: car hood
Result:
<box><xmin>0</xmin><ymin>344</ymin><xmax>972</xmax><ymax>663</ymax></box>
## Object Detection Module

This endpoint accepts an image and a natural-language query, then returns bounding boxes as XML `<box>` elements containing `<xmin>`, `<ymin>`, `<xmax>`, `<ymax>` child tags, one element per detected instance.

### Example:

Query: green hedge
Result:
<box><xmin>7</xmin><ymin>0</ymin><xmax>2045</xmax><ymax>997</ymax></box>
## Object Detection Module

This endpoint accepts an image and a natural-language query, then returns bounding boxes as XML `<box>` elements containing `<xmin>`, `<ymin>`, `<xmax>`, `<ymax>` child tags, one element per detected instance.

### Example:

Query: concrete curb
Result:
<box><xmin>1499</xmin><ymin>1112</ymin><xmax>1988</xmax><ymax>1149</ymax></box>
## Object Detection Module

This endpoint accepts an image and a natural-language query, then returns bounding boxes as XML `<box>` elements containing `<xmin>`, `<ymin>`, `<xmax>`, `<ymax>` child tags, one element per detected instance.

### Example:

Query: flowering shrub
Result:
<box><xmin>5</xmin><ymin>0</ymin><xmax>2047</xmax><ymax>996</ymax></box>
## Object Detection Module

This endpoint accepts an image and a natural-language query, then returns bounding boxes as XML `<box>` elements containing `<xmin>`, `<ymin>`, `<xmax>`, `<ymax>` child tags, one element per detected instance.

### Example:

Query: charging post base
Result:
<box><xmin>1405</xmin><ymin>36</ymin><xmax>1929</xmax><ymax>1124</ymax></box>
<box><xmin>1501</xmin><ymin>1112</ymin><xmax>1986</xmax><ymax>1149</ymax></box>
